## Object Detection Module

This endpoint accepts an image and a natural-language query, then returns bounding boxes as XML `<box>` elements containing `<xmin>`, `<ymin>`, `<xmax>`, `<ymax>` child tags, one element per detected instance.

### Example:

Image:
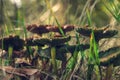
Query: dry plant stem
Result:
<box><xmin>69</xmin><ymin>53</ymin><xmax>83</xmax><ymax>80</ymax></box>
<box><xmin>98</xmin><ymin>66</ymin><xmax>102</xmax><ymax>80</ymax></box>
<box><xmin>51</xmin><ymin>47</ymin><xmax>57</xmax><ymax>74</ymax></box>
<box><xmin>105</xmin><ymin>64</ymin><xmax>113</xmax><ymax>80</ymax></box>
<box><xmin>78</xmin><ymin>0</ymin><xmax>91</xmax><ymax>23</ymax></box>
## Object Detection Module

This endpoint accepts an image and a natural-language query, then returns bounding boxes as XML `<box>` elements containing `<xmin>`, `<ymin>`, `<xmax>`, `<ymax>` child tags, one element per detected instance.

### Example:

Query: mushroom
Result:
<box><xmin>26</xmin><ymin>37</ymin><xmax>50</xmax><ymax>46</ymax></box>
<box><xmin>0</xmin><ymin>35</ymin><xmax>25</xmax><ymax>66</ymax></box>
<box><xmin>26</xmin><ymin>24</ymin><xmax>75</xmax><ymax>36</ymax></box>
<box><xmin>26</xmin><ymin>24</ymin><xmax>75</xmax><ymax>73</ymax></box>
<box><xmin>77</xmin><ymin>26</ymin><xmax>118</xmax><ymax>80</ymax></box>
<box><xmin>26</xmin><ymin>24</ymin><xmax>51</xmax><ymax>36</ymax></box>
<box><xmin>26</xmin><ymin>35</ymin><xmax>71</xmax><ymax>73</ymax></box>
<box><xmin>99</xmin><ymin>46</ymin><xmax>120</xmax><ymax>80</ymax></box>
<box><xmin>0</xmin><ymin>35</ymin><xmax>24</xmax><ymax>51</ymax></box>
<box><xmin>76</xmin><ymin>27</ymin><xmax>118</xmax><ymax>42</ymax></box>
<box><xmin>99</xmin><ymin>46</ymin><xmax>120</xmax><ymax>67</ymax></box>
<box><xmin>26</xmin><ymin>35</ymin><xmax>71</xmax><ymax>46</ymax></box>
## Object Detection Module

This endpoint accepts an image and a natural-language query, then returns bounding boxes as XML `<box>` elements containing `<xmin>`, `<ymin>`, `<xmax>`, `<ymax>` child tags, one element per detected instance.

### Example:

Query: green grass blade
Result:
<box><xmin>54</xmin><ymin>17</ymin><xmax>65</xmax><ymax>36</ymax></box>
<box><xmin>86</xmin><ymin>9</ymin><xmax>92</xmax><ymax>26</ymax></box>
<box><xmin>4</xmin><ymin>24</ymin><xmax>9</xmax><ymax>35</ymax></box>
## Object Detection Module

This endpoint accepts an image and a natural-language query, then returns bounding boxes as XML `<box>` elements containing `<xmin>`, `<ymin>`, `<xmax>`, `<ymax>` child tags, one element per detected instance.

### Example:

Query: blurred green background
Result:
<box><xmin>0</xmin><ymin>0</ymin><xmax>116</xmax><ymax>28</ymax></box>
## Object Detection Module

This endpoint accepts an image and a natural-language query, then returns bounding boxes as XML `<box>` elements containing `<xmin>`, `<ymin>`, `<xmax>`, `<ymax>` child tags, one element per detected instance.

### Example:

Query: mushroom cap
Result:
<box><xmin>0</xmin><ymin>35</ymin><xmax>24</xmax><ymax>51</ymax></box>
<box><xmin>46</xmin><ymin>25</ymin><xmax>60</xmax><ymax>32</ymax></box>
<box><xmin>76</xmin><ymin>27</ymin><xmax>118</xmax><ymax>42</ymax></box>
<box><xmin>26</xmin><ymin>24</ymin><xmax>51</xmax><ymax>35</ymax></box>
<box><xmin>26</xmin><ymin>36</ymin><xmax>71</xmax><ymax>46</ymax></box>
<box><xmin>26</xmin><ymin>24</ymin><xmax>75</xmax><ymax>35</ymax></box>
<box><xmin>50</xmin><ymin>36</ymin><xmax>71</xmax><ymax>46</ymax></box>
<box><xmin>26</xmin><ymin>37</ymin><xmax>50</xmax><ymax>46</ymax></box>
<box><xmin>99</xmin><ymin>46</ymin><xmax>120</xmax><ymax>66</ymax></box>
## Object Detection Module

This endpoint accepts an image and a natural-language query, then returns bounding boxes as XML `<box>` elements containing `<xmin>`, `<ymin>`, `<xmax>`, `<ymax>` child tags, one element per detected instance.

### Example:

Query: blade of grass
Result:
<box><xmin>86</xmin><ymin>9</ymin><xmax>101</xmax><ymax>80</ymax></box>
<box><xmin>3</xmin><ymin>1</ymin><xmax>16</xmax><ymax>35</ymax></box>
<box><xmin>4</xmin><ymin>24</ymin><xmax>9</xmax><ymax>35</ymax></box>
<box><xmin>103</xmin><ymin>1</ymin><xmax>120</xmax><ymax>22</ymax></box>
<box><xmin>45</xmin><ymin>0</ymin><xmax>65</xmax><ymax>36</ymax></box>
<box><xmin>63</xmin><ymin>33</ymin><xmax>83</xmax><ymax>79</ymax></box>
<box><xmin>86</xmin><ymin>9</ymin><xmax>92</xmax><ymax>26</ymax></box>
<box><xmin>20</xmin><ymin>6</ymin><xmax>33</xmax><ymax>57</ymax></box>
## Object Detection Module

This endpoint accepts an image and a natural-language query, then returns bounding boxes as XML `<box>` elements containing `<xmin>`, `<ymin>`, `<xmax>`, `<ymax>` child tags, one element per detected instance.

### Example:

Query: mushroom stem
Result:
<box><xmin>8</xmin><ymin>45</ymin><xmax>13</xmax><ymax>59</ymax></box>
<box><xmin>51</xmin><ymin>47</ymin><xmax>57</xmax><ymax>74</ymax></box>
<box><xmin>8</xmin><ymin>45</ymin><xmax>14</xmax><ymax>66</ymax></box>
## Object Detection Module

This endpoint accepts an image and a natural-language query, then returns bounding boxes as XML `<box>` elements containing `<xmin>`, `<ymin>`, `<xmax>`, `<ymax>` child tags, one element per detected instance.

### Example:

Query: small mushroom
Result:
<box><xmin>26</xmin><ymin>24</ymin><xmax>75</xmax><ymax>36</ymax></box>
<box><xmin>0</xmin><ymin>35</ymin><xmax>26</xmax><ymax>60</ymax></box>
<box><xmin>76</xmin><ymin>27</ymin><xmax>118</xmax><ymax>42</ymax></box>
<box><xmin>99</xmin><ymin>46</ymin><xmax>120</xmax><ymax>66</ymax></box>
<box><xmin>26</xmin><ymin>24</ymin><xmax>51</xmax><ymax>36</ymax></box>
<box><xmin>26</xmin><ymin>36</ymin><xmax>71</xmax><ymax>47</ymax></box>
<box><xmin>0</xmin><ymin>35</ymin><xmax>24</xmax><ymax>51</ymax></box>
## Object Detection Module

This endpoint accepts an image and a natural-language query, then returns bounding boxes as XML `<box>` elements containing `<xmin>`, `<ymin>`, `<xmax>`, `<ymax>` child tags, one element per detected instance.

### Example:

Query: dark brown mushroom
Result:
<box><xmin>76</xmin><ymin>27</ymin><xmax>118</xmax><ymax>42</ymax></box>
<box><xmin>26</xmin><ymin>36</ymin><xmax>71</xmax><ymax>47</ymax></box>
<box><xmin>0</xmin><ymin>35</ymin><xmax>24</xmax><ymax>51</ymax></box>
<box><xmin>26</xmin><ymin>24</ymin><xmax>75</xmax><ymax>36</ymax></box>
<box><xmin>99</xmin><ymin>46</ymin><xmax>120</xmax><ymax>67</ymax></box>
<box><xmin>50</xmin><ymin>36</ymin><xmax>71</xmax><ymax>46</ymax></box>
<box><xmin>26</xmin><ymin>35</ymin><xmax>71</xmax><ymax>67</ymax></box>
<box><xmin>26</xmin><ymin>37</ymin><xmax>50</xmax><ymax>46</ymax></box>
<box><xmin>26</xmin><ymin>24</ymin><xmax>51</xmax><ymax>35</ymax></box>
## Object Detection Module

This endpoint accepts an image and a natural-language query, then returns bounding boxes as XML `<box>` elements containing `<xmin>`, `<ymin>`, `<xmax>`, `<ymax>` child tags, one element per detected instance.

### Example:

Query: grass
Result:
<box><xmin>0</xmin><ymin>0</ymin><xmax>120</xmax><ymax>80</ymax></box>
<box><xmin>86</xmin><ymin>9</ymin><xmax>101</xmax><ymax>80</ymax></box>
<box><xmin>103</xmin><ymin>0</ymin><xmax>120</xmax><ymax>22</ymax></box>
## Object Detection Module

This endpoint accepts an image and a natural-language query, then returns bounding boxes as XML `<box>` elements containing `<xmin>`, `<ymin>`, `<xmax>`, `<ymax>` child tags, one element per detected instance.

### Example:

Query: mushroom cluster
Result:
<box><xmin>77</xmin><ymin>26</ymin><xmax>120</xmax><ymax>80</ymax></box>
<box><xmin>26</xmin><ymin>24</ymin><xmax>90</xmax><ymax>60</ymax></box>
<box><xmin>26</xmin><ymin>24</ymin><xmax>75</xmax><ymax>60</ymax></box>
<box><xmin>76</xmin><ymin>26</ymin><xmax>120</xmax><ymax>66</ymax></box>
<box><xmin>26</xmin><ymin>24</ymin><xmax>90</xmax><ymax>73</ymax></box>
